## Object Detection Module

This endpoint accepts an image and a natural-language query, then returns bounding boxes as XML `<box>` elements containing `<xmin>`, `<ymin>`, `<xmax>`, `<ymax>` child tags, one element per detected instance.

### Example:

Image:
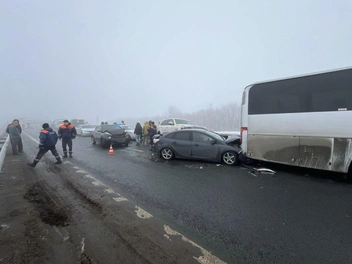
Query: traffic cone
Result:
<box><xmin>108</xmin><ymin>144</ymin><xmax>115</xmax><ymax>155</ymax></box>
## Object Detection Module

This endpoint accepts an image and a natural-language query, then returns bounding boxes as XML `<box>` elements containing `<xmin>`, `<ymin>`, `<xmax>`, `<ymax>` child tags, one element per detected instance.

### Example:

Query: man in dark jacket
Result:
<box><xmin>27</xmin><ymin>123</ymin><xmax>62</xmax><ymax>167</ymax></box>
<box><xmin>58</xmin><ymin>119</ymin><xmax>77</xmax><ymax>158</ymax></box>
<box><xmin>134</xmin><ymin>121</ymin><xmax>143</xmax><ymax>146</ymax></box>
<box><xmin>12</xmin><ymin>119</ymin><xmax>23</xmax><ymax>153</ymax></box>
<box><xmin>6</xmin><ymin>120</ymin><xmax>21</xmax><ymax>155</ymax></box>
<box><xmin>147</xmin><ymin>121</ymin><xmax>157</xmax><ymax>149</ymax></box>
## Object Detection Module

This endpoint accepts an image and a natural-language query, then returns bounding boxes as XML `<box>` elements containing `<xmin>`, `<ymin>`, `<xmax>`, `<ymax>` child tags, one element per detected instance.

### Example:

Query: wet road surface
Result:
<box><xmin>18</xmin><ymin>130</ymin><xmax>352</xmax><ymax>263</ymax></box>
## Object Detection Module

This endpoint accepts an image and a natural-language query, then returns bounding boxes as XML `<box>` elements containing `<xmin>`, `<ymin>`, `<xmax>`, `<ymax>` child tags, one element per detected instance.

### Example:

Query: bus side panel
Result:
<box><xmin>247</xmin><ymin>135</ymin><xmax>300</xmax><ymax>166</ymax></box>
<box><xmin>299</xmin><ymin>137</ymin><xmax>332</xmax><ymax>171</ymax></box>
<box><xmin>332</xmin><ymin>138</ymin><xmax>352</xmax><ymax>173</ymax></box>
<box><xmin>240</xmin><ymin>87</ymin><xmax>250</xmax><ymax>154</ymax></box>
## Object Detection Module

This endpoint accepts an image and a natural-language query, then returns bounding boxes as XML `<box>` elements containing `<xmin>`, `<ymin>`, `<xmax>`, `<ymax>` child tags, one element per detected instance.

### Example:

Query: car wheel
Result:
<box><xmin>222</xmin><ymin>151</ymin><xmax>239</xmax><ymax>166</ymax></box>
<box><xmin>91</xmin><ymin>137</ymin><xmax>96</xmax><ymax>145</ymax></box>
<box><xmin>161</xmin><ymin>148</ymin><xmax>174</xmax><ymax>160</ymax></box>
<box><xmin>101</xmin><ymin>139</ymin><xmax>109</xmax><ymax>148</ymax></box>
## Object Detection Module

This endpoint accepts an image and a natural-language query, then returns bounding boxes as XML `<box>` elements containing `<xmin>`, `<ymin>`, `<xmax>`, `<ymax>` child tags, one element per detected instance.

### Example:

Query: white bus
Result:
<box><xmin>240</xmin><ymin>67</ymin><xmax>352</xmax><ymax>175</ymax></box>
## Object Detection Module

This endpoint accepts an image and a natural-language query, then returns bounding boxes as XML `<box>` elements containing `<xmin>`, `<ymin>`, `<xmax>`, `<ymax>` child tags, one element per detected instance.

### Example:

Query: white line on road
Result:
<box><xmin>164</xmin><ymin>225</ymin><xmax>227</xmax><ymax>264</ymax></box>
<box><xmin>113</xmin><ymin>197</ymin><xmax>128</xmax><ymax>202</ymax></box>
<box><xmin>135</xmin><ymin>206</ymin><xmax>153</xmax><ymax>219</ymax></box>
<box><xmin>127</xmin><ymin>148</ymin><xmax>144</xmax><ymax>153</ymax></box>
<box><xmin>23</xmin><ymin>131</ymin><xmax>39</xmax><ymax>144</ymax></box>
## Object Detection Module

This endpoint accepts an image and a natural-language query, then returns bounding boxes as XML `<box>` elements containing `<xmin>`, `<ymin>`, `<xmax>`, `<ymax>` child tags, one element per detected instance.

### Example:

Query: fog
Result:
<box><xmin>1</xmin><ymin>0</ymin><xmax>352</xmax><ymax>126</ymax></box>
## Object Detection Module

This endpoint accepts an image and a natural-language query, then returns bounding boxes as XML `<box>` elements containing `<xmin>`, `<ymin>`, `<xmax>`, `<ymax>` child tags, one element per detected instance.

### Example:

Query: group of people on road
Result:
<box><xmin>133</xmin><ymin>120</ymin><xmax>157</xmax><ymax>148</ymax></box>
<box><xmin>6</xmin><ymin>118</ymin><xmax>158</xmax><ymax>168</ymax></box>
<box><xmin>6</xmin><ymin>119</ymin><xmax>77</xmax><ymax>168</ymax></box>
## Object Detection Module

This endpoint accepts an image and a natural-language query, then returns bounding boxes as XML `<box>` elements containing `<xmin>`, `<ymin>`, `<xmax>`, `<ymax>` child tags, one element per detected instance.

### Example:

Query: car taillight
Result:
<box><xmin>240</xmin><ymin>127</ymin><xmax>247</xmax><ymax>142</ymax></box>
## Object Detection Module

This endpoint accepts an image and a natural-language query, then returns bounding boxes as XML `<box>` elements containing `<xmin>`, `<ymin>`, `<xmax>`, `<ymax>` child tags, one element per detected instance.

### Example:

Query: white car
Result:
<box><xmin>157</xmin><ymin>118</ymin><xmax>206</xmax><ymax>135</ymax></box>
<box><xmin>76</xmin><ymin>124</ymin><xmax>97</xmax><ymax>137</ymax></box>
<box><xmin>120</xmin><ymin>125</ymin><xmax>135</xmax><ymax>140</ymax></box>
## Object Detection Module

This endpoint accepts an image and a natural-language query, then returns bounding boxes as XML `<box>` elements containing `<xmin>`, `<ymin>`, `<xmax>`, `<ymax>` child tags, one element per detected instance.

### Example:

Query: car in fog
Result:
<box><xmin>70</xmin><ymin>118</ymin><xmax>88</xmax><ymax>127</ymax></box>
<box><xmin>51</xmin><ymin>119</ymin><xmax>65</xmax><ymax>130</ymax></box>
<box><xmin>76</xmin><ymin>124</ymin><xmax>97</xmax><ymax>137</ymax></box>
<box><xmin>120</xmin><ymin>125</ymin><xmax>135</xmax><ymax>140</ymax></box>
<box><xmin>91</xmin><ymin>124</ymin><xmax>130</xmax><ymax>148</ymax></box>
<box><xmin>153</xmin><ymin>129</ymin><xmax>242</xmax><ymax>165</ymax></box>
<box><xmin>157</xmin><ymin>118</ymin><xmax>206</xmax><ymax>134</ymax></box>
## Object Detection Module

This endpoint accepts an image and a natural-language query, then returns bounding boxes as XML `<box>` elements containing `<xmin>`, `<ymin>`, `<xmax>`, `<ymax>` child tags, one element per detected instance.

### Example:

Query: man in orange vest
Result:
<box><xmin>58</xmin><ymin>119</ymin><xmax>77</xmax><ymax>158</ymax></box>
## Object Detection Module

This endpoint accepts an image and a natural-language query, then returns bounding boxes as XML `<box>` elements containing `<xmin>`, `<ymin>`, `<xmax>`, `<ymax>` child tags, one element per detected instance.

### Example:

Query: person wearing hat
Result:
<box><xmin>58</xmin><ymin>119</ymin><xmax>77</xmax><ymax>158</ymax></box>
<box><xmin>134</xmin><ymin>121</ymin><xmax>143</xmax><ymax>146</ymax></box>
<box><xmin>27</xmin><ymin>123</ymin><xmax>62</xmax><ymax>167</ymax></box>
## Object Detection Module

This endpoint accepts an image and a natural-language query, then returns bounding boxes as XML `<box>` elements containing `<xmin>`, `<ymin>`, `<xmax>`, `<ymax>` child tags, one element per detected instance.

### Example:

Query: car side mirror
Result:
<box><xmin>210</xmin><ymin>139</ymin><xmax>216</xmax><ymax>145</ymax></box>
<box><xmin>168</xmin><ymin>122</ymin><xmax>174</xmax><ymax>125</ymax></box>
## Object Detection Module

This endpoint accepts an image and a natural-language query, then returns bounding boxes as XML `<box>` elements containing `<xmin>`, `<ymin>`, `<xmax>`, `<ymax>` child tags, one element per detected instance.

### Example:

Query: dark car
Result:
<box><xmin>51</xmin><ymin>119</ymin><xmax>65</xmax><ymax>130</ymax></box>
<box><xmin>91</xmin><ymin>124</ymin><xmax>130</xmax><ymax>148</ymax></box>
<box><xmin>70</xmin><ymin>118</ymin><xmax>88</xmax><ymax>127</ymax></box>
<box><xmin>153</xmin><ymin>129</ymin><xmax>242</xmax><ymax>165</ymax></box>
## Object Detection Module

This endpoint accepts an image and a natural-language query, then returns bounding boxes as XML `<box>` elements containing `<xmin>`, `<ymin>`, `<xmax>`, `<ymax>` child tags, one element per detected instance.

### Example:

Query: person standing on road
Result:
<box><xmin>134</xmin><ymin>121</ymin><xmax>143</xmax><ymax>146</ymax></box>
<box><xmin>58</xmin><ymin>119</ymin><xmax>77</xmax><ymax>158</ymax></box>
<box><xmin>6</xmin><ymin>120</ymin><xmax>21</xmax><ymax>155</ymax></box>
<box><xmin>142</xmin><ymin>121</ymin><xmax>150</xmax><ymax>146</ymax></box>
<box><xmin>27</xmin><ymin>123</ymin><xmax>62</xmax><ymax>167</ymax></box>
<box><xmin>12</xmin><ymin>119</ymin><xmax>23</xmax><ymax>153</ymax></box>
<box><xmin>147</xmin><ymin>121</ymin><xmax>157</xmax><ymax>149</ymax></box>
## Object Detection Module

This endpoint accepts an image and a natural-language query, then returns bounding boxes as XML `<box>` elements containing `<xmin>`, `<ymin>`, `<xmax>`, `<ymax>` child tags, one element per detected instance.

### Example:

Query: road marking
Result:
<box><xmin>23</xmin><ymin>131</ymin><xmax>39</xmax><ymax>144</ymax></box>
<box><xmin>105</xmin><ymin>188</ymin><xmax>115</xmax><ymax>193</ymax></box>
<box><xmin>92</xmin><ymin>180</ymin><xmax>103</xmax><ymax>186</ymax></box>
<box><xmin>127</xmin><ymin>148</ymin><xmax>144</xmax><ymax>153</ymax></box>
<box><xmin>164</xmin><ymin>225</ymin><xmax>226</xmax><ymax>264</ymax></box>
<box><xmin>135</xmin><ymin>206</ymin><xmax>153</xmax><ymax>219</ymax></box>
<box><xmin>113</xmin><ymin>197</ymin><xmax>128</xmax><ymax>202</ymax></box>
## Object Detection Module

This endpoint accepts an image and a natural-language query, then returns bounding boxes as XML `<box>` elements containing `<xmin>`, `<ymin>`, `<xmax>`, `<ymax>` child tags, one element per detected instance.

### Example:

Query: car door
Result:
<box><xmin>169</xmin><ymin>131</ymin><xmax>192</xmax><ymax>157</ymax></box>
<box><xmin>94</xmin><ymin>126</ymin><xmax>102</xmax><ymax>141</ymax></box>
<box><xmin>191</xmin><ymin>131</ymin><xmax>220</xmax><ymax>160</ymax></box>
<box><xmin>160</xmin><ymin>119</ymin><xmax>174</xmax><ymax>134</ymax></box>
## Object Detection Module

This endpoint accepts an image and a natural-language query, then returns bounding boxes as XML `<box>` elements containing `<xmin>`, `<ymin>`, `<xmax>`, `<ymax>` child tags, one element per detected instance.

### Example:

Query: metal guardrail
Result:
<box><xmin>0</xmin><ymin>133</ymin><xmax>10</xmax><ymax>173</ymax></box>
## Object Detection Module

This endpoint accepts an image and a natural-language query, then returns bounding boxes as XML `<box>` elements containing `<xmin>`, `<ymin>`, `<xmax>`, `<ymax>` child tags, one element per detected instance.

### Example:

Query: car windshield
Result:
<box><xmin>102</xmin><ymin>125</ymin><xmax>123</xmax><ymax>130</ymax></box>
<box><xmin>174</xmin><ymin>119</ymin><xmax>191</xmax><ymax>125</ymax></box>
<box><xmin>82</xmin><ymin>125</ymin><xmax>96</xmax><ymax>129</ymax></box>
<box><xmin>205</xmin><ymin>131</ymin><xmax>225</xmax><ymax>142</ymax></box>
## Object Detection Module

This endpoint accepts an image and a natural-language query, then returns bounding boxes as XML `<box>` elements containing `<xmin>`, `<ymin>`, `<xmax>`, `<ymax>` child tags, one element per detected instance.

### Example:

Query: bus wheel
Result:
<box><xmin>222</xmin><ymin>151</ymin><xmax>239</xmax><ymax>166</ymax></box>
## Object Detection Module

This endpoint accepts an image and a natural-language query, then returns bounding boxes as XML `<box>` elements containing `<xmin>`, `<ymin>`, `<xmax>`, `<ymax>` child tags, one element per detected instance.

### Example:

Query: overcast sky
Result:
<box><xmin>1</xmin><ymin>0</ymin><xmax>352</xmax><ymax>124</ymax></box>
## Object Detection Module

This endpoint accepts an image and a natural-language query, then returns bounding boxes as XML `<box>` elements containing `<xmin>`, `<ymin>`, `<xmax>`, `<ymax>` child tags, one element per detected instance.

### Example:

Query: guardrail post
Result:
<box><xmin>0</xmin><ymin>135</ymin><xmax>10</xmax><ymax>173</ymax></box>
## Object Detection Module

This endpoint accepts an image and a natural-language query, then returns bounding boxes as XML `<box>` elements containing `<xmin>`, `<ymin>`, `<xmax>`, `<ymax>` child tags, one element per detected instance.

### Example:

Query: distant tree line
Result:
<box><xmin>119</xmin><ymin>102</ymin><xmax>241</xmax><ymax>131</ymax></box>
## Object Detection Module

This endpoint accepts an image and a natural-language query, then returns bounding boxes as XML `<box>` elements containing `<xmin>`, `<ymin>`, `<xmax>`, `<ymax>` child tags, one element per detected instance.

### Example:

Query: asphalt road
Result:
<box><xmin>22</xmin><ymin>129</ymin><xmax>352</xmax><ymax>264</ymax></box>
